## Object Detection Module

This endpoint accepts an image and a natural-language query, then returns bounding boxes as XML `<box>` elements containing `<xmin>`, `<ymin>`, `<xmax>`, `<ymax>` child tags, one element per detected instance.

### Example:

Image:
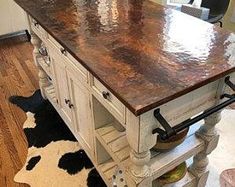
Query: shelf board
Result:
<box><xmin>96</xmin><ymin>123</ymin><xmax>130</xmax><ymax>164</ymax></box>
<box><xmin>96</xmin><ymin>159</ymin><xmax>117</xmax><ymax>186</ymax></box>
<box><xmin>44</xmin><ymin>84</ymin><xmax>57</xmax><ymax>103</ymax></box>
<box><xmin>153</xmin><ymin>171</ymin><xmax>196</xmax><ymax>187</ymax></box>
<box><xmin>95</xmin><ymin>122</ymin><xmax>204</xmax><ymax>186</ymax></box>
<box><xmin>149</xmin><ymin>130</ymin><xmax>204</xmax><ymax>180</ymax></box>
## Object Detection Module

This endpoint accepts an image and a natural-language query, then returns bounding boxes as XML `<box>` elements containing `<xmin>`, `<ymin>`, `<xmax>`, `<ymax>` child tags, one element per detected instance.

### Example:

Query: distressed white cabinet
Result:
<box><xmin>44</xmin><ymin>36</ymin><xmax>94</xmax><ymax>157</ymax></box>
<box><xmin>67</xmin><ymin>65</ymin><xmax>94</xmax><ymax>157</ymax></box>
<box><xmin>49</xmin><ymin>46</ymin><xmax>73</xmax><ymax>127</ymax></box>
<box><xmin>0</xmin><ymin>0</ymin><xmax>28</xmax><ymax>36</ymax></box>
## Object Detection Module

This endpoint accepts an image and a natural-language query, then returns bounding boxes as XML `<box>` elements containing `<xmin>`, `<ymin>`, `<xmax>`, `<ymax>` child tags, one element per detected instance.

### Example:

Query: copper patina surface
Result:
<box><xmin>15</xmin><ymin>0</ymin><xmax>235</xmax><ymax>115</ymax></box>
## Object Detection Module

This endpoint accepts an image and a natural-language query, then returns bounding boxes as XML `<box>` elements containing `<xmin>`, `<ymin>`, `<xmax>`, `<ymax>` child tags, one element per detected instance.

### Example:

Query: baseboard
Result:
<box><xmin>0</xmin><ymin>30</ymin><xmax>29</xmax><ymax>41</ymax></box>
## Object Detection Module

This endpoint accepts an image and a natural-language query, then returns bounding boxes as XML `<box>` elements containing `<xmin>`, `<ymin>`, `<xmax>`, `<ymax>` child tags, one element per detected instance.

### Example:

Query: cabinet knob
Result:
<box><xmin>102</xmin><ymin>91</ymin><xmax>110</xmax><ymax>100</ymax></box>
<box><xmin>39</xmin><ymin>46</ymin><xmax>48</xmax><ymax>56</ymax></box>
<box><xmin>65</xmin><ymin>99</ymin><xmax>70</xmax><ymax>104</ymax></box>
<box><xmin>60</xmin><ymin>48</ymin><xmax>67</xmax><ymax>55</ymax></box>
<box><xmin>69</xmin><ymin>103</ymin><xmax>74</xmax><ymax>109</ymax></box>
<box><xmin>34</xmin><ymin>22</ymin><xmax>39</xmax><ymax>27</ymax></box>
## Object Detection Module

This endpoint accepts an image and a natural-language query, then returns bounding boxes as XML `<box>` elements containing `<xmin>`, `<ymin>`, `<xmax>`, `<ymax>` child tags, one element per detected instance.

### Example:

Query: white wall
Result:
<box><xmin>0</xmin><ymin>0</ymin><xmax>28</xmax><ymax>36</ymax></box>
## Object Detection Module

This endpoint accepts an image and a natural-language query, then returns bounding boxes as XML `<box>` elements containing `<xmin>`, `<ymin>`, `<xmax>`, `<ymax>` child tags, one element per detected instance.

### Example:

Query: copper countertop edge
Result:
<box><xmin>132</xmin><ymin>68</ymin><xmax>235</xmax><ymax>116</ymax></box>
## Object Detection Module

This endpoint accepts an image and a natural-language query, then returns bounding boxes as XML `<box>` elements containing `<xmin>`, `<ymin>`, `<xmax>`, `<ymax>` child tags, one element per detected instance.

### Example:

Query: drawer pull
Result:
<box><xmin>69</xmin><ymin>103</ymin><xmax>74</xmax><ymax>109</ymax></box>
<box><xmin>39</xmin><ymin>47</ymin><xmax>48</xmax><ymax>57</ymax></box>
<box><xmin>102</xmin><ymin>91</ymin><xmax>110</xmax><ymax>100</ymax></box>
<box><xmin>60</xmin><ymin>48</ymin><xmax>67</xmax><ymax>55</ymax></box>
<box><xmin>65</xmin><ymin>99</ymin><xmax>70</xmax><ymax>104</ymax></box>
<box><xmin>152</xmin><ymin>76</ymin><xmax>235</xmax><ymax>140</ymax></box>
<box><xmin>34</xmin><ymin>22</ymin><xmax>39</xmax><ymax>27</ymax></box>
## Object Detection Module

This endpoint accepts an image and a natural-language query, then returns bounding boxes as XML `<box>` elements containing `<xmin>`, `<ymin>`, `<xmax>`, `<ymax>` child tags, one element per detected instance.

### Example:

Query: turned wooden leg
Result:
<box><xmin>189</xmin><ymin>112</ymin><xmax>221</xmax><ymax>187</ymax></box>
<box><xmin>129</xmin><ymin>149</ymin><xmax>151</xmax><ymax>178</ymax></box>
<box><xmin>30</xmin><ymin>32</ymin><xmax>49</xmax><ymax>99</ymax></box>
<box><xmin>30</xmin><ymin>32</ymin><xmax>41</xmax><ymax>66</ymax></box>
<box><xmin>125</xmin><ymin>111</ymin><xmax>157</xmax><ymax>186</ymax></box>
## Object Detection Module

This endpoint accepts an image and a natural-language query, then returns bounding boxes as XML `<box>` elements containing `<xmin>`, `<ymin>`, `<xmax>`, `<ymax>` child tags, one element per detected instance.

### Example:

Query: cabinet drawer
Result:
<box><xmin>47</xmin><ymin>34</ymin><xmax>88</xmax><ymax>83</ymax></box>
<box><xmin>92</xmin><ymin>77</ymin><xmax>125</xmax><ymax>124</ymax></box>
<box><xmin>30</xmin><ymin>18</ymin><xmax>47</xmax><ymax>41</ymax></box>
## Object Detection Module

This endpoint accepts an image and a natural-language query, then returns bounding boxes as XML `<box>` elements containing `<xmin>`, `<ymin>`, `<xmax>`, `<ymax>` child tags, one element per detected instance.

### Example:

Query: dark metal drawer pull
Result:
<box><xmin>152</xmin><ymin>76</ymin><xmax>235</xmax><ymax>140</ymax></box>
<box><xmin>225</xmin><ymin>76</ymin><xmax>235</xmax><ymax>91</ymax></box>
<box><xmin>39</xmin><ymin>47</ymin><xmax>48</xmax><ymax>57</ymax></box>
<box><xmin>65</xmin><ymin>99</ymin><xmax>70</xmax><ymax>104</ymax></box>
<box><xmin>60</xmin><ymin>48</ymin><xmax>67</xmax><ymax>55</ymax></box>
<box><xmin>69</xmin><ymin>103</ymin><xmax>74</xmax><ymax>109</ymax></box>
<box><xmin>102</xmin><ymin>91</ymin><xmax>110</xmax><ymax>99</ymax></box>
<box><xmin>34</xmin><ymin>22</ymin><xmax>39</xmax><ymax>27</ymax></box>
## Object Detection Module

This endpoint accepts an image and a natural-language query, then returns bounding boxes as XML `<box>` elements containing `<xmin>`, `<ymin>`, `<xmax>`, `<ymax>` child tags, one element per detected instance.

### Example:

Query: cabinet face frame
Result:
<box><xmin>49</xmin><ymin>46</ymin><xmax>73</xmax><ymax>126</ymax></box>
<box><xmin>66</xmin><ymin>65</ymin><xmax>95</xmax><ymax>158</ymax></box>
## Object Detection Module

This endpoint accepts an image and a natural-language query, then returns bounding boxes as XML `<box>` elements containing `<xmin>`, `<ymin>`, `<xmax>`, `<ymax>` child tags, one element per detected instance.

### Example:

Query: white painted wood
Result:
<box><xmin>91</xmin><ymin>76</ymin><xmax>126</xmax><ymax>125</ymax></box>
<box><xmin>96</xmin><ymin>138</ymin><xmax>112</xmax><ymax>164</ymax></box>
<box><xmin>49</xmin><ymin>45</ymin><xmax>73</xmax><ymax>126</ymax></box>
<box><xmin>149</xmin><ymin>134</ymin><xmax>204</xmax><ymax>180</ymax></box>
<box><xmin>0</xmin><ymin>0</ymin><xmax>28</xmax><ymax>35</ymax></box>
<box><xmin>37</xmin><ymin>56</ymin><xmax>52</xmax><ymax>78</ymax></box>
<box><xmin>140</xmin><ymin>81</ymin><xmax>219</xmax><ymax>136</ymax></box>
<box><xmin>44</xmin><ymin>85</ymin><xmax>57</xmax><ymax>103</ymax></box>
<box><xmin>30</xmin><ymin>17</ymin><xmax>48</xmax><ymax>42</ymax></box>
<box><xmin>126</xmin><ymin>109</ymin><xmax>155</xmax><ymax>179</ymax></box>
<box><xmin>30</xmin><ymin>32</ymin><xmax>51</xmax><ymax>99</ymax></box>
<box><xmin>67</xmin><ymin>65</ymin><xmax>94</xmax><ymax>157</ymax></box>
<box><xmin>188</xmin><ymin>79</ymin><xmax>224</xmax><ymax>187</ymax></box>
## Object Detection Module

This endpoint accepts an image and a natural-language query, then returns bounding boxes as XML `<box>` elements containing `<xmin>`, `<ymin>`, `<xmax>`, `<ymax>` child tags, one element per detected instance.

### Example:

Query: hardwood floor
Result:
<box><xmin>0</xmin><ymin>34</ymin><xmax>38</xmax><ymax>187</ymax></box>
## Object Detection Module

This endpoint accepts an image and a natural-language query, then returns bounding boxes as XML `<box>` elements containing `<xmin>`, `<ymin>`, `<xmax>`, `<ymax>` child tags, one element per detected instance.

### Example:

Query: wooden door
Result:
<box><xmin>49</xmin><ymin>47</ymin><xmax>73</xmax><ymax>127</ymax></box>
<box><xmin>67</xmin><ymin>67</ymin><xmax>94</xmax><ymax>157</ymax></box>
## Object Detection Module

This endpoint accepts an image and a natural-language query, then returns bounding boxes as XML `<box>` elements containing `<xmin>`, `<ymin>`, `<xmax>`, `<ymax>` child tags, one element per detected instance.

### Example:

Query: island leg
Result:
<box><xmin>125</xmin><ymin>111</ymin><xmax>157</xmax><ymax>186</ymax></box>
<box><xmin>30</xmin><ymin>32</ymin><xmax>50</xmax><ymax>99</ymax></box>
<box><xmin>189</xmin><ymin>112</ymin><xmax>221</xmax><ymax>187</ymax></box>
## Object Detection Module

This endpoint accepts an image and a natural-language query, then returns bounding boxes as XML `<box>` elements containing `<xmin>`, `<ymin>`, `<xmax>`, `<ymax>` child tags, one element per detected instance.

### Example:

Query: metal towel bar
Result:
<box><xmin>152</xmin><ymin>76</ymin><xmax>235</xmax><ymax>140</ymax></box>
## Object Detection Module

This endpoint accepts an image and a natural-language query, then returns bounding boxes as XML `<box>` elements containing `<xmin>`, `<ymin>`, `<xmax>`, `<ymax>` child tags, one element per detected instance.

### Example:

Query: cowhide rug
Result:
<box><xmin>9</xmin><ymin>90</ymin><xmax>106</xmax><ymax>187</ymax></box>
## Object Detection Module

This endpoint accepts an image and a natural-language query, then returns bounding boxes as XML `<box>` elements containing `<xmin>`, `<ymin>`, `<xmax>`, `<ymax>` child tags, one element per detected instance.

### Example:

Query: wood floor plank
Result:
<box><xmin>0</xmin><ymin>34</ymin><xmax>37</xmax><ymax>187</ymax></box>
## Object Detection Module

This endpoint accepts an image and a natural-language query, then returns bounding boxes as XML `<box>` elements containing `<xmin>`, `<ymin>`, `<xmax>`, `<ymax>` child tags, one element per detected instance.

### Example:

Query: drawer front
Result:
<box><xmin>30</xmin><ymin>18</ymin><xmax>47</xmax><ymax>41</ymax></box>
<box><xmin>47</xmin><ymin>34</ymin><xmax>88</xmax><ymax>83</ymax></box>
<box><xmin>92</xmin><ymin>77</ymin><xmax>125</xmax><ymax>124</ymax></box>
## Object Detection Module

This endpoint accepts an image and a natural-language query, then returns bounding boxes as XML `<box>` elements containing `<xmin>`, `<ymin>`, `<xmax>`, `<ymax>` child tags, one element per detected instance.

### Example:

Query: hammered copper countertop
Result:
<box><xmin>15</xmin><ymin>0</ymin><xmax>235</xmax><ymax>116</ymax></box>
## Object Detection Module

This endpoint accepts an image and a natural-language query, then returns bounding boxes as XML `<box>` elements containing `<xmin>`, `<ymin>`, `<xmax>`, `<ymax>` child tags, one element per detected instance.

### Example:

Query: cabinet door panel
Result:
<box><xmin>50</xmin><ymin>47</ymin><xmax>72</xmax><ymax>126</ymax></box>
<box><xmin>67</xmin><ymin>70</ymin><xmax>93</xmax><ymax>156</ymax></box>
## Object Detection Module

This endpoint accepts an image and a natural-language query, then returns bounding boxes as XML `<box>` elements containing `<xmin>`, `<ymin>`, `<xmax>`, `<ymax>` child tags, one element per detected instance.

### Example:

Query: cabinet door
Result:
<box><xmin>49</xmin><ymin>47</ymin><xmax>73</xmax><ymax>126</ymax></box>
<box><xmin>67</xmin><ymin>67</ymin><xmax>94</xmax><ymax>157</ymax></box>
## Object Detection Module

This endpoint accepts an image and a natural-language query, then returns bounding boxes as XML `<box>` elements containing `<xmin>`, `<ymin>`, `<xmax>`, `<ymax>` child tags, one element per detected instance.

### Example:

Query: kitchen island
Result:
<box><xmin>14</xmin><ymin>0</ymin><xmax>235</xmax><ymax>186</ymax></box>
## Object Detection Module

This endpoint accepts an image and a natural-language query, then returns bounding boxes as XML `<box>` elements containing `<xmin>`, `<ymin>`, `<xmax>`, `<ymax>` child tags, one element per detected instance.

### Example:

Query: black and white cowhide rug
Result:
<box><xmin>9</xmin><ymin>90</ymin><xmax>106</xmax><ymax>187</ymax></box>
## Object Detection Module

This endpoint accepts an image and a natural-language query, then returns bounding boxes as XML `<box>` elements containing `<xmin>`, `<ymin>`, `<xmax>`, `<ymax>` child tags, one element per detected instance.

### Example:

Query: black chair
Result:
<box><xmin>188</xmin><ymin>0</ymin><xmax>230</xmax><ymax>27</ymax></box>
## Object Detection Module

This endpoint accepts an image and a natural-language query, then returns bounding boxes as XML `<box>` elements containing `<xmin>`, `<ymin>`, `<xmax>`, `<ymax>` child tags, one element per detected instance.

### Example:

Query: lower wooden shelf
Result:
<box><xmin>97</xmin><ymin>159</ymin><xmax>117</xmax><ymax>185</ymax></box>
<box><xmin>44</xmin><ymin>84</ymin><xmax>57</xmax><ymax>103</ymax></box>
<box><xmin>153</xmin><ymin>171</ymin><xmax>196</xmax><ymax>187</ymax></box>
<box><xmin>95</xmin><ymin>122</ymin><xmax>205</xmax><ymax>186</ymax></box>
<box><xmin>95</xmin><ymin>123</ymin><xmax>130</xmax><ymax>164</ymax></box>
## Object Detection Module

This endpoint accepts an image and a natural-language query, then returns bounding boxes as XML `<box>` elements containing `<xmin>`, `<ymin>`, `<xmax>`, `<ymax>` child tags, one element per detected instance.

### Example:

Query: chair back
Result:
<box><xmin>201</xmin><ymin>0</ymin><xmax>230</xmax><ymax>16</ymax></box>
